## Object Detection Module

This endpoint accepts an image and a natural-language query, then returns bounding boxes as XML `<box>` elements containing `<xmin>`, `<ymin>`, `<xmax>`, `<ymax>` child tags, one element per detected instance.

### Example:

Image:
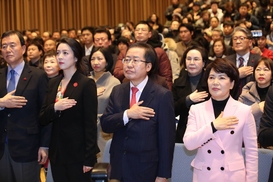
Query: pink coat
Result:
<box><xmin>183</xmin><ymin>97</ymin><xmax>258</xmax><ymax>182</ymax></box>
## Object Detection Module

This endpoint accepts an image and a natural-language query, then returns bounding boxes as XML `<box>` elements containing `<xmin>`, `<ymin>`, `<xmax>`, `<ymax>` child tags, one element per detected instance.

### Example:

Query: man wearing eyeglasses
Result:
<box><xmin>101</xmin><ymin>42</ymin><xmax>175</xmax><ymax>182</ymax></box>
<box><xmin>226</xmin><ymin>27</ymin><xmax>260</xmax><ymax>99</ymax></box>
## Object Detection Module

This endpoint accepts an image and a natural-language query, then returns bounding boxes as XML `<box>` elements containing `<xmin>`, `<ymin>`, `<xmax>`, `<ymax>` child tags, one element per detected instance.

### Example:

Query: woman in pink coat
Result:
<box><xmin>183</xmin><ymin>58</ymin><xmax>258</xmax><ymax>182</ymax></box>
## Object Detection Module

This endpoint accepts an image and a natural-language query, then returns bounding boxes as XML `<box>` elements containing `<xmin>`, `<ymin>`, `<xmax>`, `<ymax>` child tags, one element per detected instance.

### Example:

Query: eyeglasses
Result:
<box><xmin>122</xmin><ymin>58</ymin><xmax>147</xmax><ymax>65</ymax></box>
<box><xmin>232</xmin><ymin>36</ymin><xmax>249</xmax><ymax>41</ymax></box>
<box><xmin>186</xmin><ymin>57</ymin><xmax>202</xmax><ymax>62</ymax></box>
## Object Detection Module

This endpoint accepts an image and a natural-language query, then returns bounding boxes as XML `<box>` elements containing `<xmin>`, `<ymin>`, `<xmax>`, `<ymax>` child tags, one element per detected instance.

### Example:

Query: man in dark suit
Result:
<box><xmin>101</xmin><ymin>42</ymin><xmax>175</xmax><ymax>182</ymax></box>
<box><xmin>225</xmin><ymin>27</ymin><xmax>260</xmax><ymax>99</ymax></box>
<box><xmin>0</xmin><ymin>30</ymin><xmax>49</xmax><ymax>182</ymax></box>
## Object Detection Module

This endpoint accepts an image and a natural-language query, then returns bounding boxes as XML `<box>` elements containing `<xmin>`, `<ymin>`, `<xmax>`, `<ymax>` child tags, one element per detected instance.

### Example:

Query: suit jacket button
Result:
<box><xmin>7</xmin><ymin>114</ymin><xmax>11</xmax><ymax>117</ymax></box>
<box><xmin>207</xmin><ymin>150</ymin><xmax>211</xmax><ymax>154</ymax></box>
<box><xmin>124</xmin><ymin>151</ymin><xmax>126</xmax><ymax>154</ymax></box>
<box><xmin>221</xmin><ymin>150</ymin><xmax>225</xmax><ymax>154</ymax></box>
<box><xmin>207</xmin><ymin>167</ymin><xmax>211</xmax><ymax>171</ymax></box>
<box><xmin>220</xmin><ymin>167</ymin><xmax>224</xmax><ymax>171</ymax></box>
<box><xmin>4</xmin><ymin>129</ymin><xmax>7</xmax><ymax>132</ymax></box>
<box><xmin>125</xmin><ymin>136</ymin><xmax>128</xmax><ymax>139</ymax></box>
<box><xmin>230</xmin><ymin>130</ymin><xmax>234</xmax><ymax>134</ymax></box>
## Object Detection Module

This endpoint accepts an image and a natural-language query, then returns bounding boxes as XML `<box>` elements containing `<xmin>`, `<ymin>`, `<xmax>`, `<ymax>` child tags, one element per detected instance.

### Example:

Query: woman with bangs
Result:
<box><xmin>88</xmin><ymin>47</ymin><xmax>120</xmax><ymax>162</ymax></box>
<box><xmin>183</xmin><ymin>58</ymin><xmax>258</xmax><ymax>182</ymax></box>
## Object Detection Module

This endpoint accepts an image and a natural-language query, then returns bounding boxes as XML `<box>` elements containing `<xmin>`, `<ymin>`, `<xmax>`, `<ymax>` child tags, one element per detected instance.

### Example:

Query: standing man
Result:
<box><xmin>0</xmin><ymin>30</ymin><xmax>49</xmax><ymax>182</ymax></box>
<box><xmin>225</xmin><ymin>27</ymin><xmax>260</xmax><ymax>99</ymax></box>
<box><xmin>81</xmin><ymin>26</ymin><xmax>95</xmax><ymax>56</ymax></box>
<box><xmin>101</xmin><ymin>42</ymin><xmax>175</xmax><ymax>182</ymax></box>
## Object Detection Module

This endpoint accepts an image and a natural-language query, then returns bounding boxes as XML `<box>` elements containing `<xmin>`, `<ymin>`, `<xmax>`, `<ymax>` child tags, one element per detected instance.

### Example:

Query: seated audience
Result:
<box><xmin>27</xmin><ymin>41</ymin><xmax>44</xmax><ymax>69</ymax></box>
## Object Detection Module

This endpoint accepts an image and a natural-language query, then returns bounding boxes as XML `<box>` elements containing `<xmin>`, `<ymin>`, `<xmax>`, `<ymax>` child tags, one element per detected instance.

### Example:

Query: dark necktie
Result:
<box><xmin>7</xmin><ymin>69</ymin><xmax>15</xmax><ymax>93</ymax></box>
<box><xmin>130</xmin><ymin>87</ymin><xmax>139</xmax><ymax>108</ymax></box>
<box><xmin>238</xmin><ymin>57</ymin><xmax>244</xmax><ymax>68</ymax></box>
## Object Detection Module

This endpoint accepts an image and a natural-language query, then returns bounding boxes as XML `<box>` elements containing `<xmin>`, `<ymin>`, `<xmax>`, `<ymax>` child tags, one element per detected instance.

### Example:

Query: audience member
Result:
<box><xmin>209</xmin><ymin>39</ymin><xmax>227</xmax><ymax>60</ymax></box>
<box><xmin>27</xmin><ymin>41</ymin><xmax>44</xmax><ymax>69</ymax></box>
<box><xmin>52</xmin><ymin>30</ymin><xmax>61</xmax><ymax>42</ymax></box>
<box><xmin>43</xmin><ymin>50</ymin><xmax>60</xmax><ymax>78</ymax></box>
<box><xmin>225</xmin><ymin>27</ymin><xmax>260</xmax><ymax>99</ymax></box>
<box><xmin>173</xmin><ymin>45</ymin><xmax>209</xmax><ymax>143</ymax></box>
<box><xmin>39</xmin><ymin>38</ymin><xmax>98</xmax><ymax>182</ymax></box>
<box><xmin>147</xmin><ymin>13</ymin><xmax>164</xmax><ymax>33</ymax></box>
<box><xmin>165</xmin><ymin>0</ymin><xmax>186</xmax><ymax>27</ymax></box>
<box><xmin>252</xmin><ymin>31</ymin><xmax>273</xmax><ymax>59</ymax></box>
<box><xmin>176</xmin><ymin>23</ymin><xmax>195</xmax><ymax>64</ymax></box>
<box><xmin>44</xmin><ymin>39</ymin><xmax>56</xmax><ymax>53</ymax></box>
<box><xmin>114</xmin><ymin>21</ymin><xmax>173</xmax><ymax>90</ymax></box>
<box><xmin>67</xmin><ymin>28</ymin><xmax>77</xmax><ymax>39</ymax></box>
<box><xmin>81</xmin><ymin>26</ymin><xmax>95</xmax><ymax>56</ymax></box>
<box><xmin>234</xmin><ymin>3</ymin><xmax>259</xmax><ymax>30</ymax></box>
<box><xmin>101</xmin><ymin>42</ymin><xmax>175</xmax><ymax>182</ymax></box>
<box><xmin>184</xmin><ymin>58</ymin><xmax>258</xmax><ymax>182</ymax></box>
<box><xmin>239</xmin><ymin>57</ymin><xmax>273</xmax><ymax>133</ymax></box>
<box><xmin>88</xmin><ymin>47</ymin><xmax>120</xmax><ymax>162</ymax></box>
<box><xmin>208</xmin><ymin>1</ymin><xmax>224</xmax><ymax>22</ymax></box>
<box><xmin>223</xmin><ymin>21</ymin><xmax>234</xmax><ymax>46</ymax></box>
<box><xmin>42</xmin><ymin>31</ymin><xmax>52</xmax><ymax>42</ymax></box>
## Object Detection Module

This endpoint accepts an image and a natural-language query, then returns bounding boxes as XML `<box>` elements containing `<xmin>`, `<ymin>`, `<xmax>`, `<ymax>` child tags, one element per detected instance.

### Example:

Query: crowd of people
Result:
<box><xmin>1</xmin><ymin>0</ymin><xmax>273</xmax><ymax>181</ymax></box>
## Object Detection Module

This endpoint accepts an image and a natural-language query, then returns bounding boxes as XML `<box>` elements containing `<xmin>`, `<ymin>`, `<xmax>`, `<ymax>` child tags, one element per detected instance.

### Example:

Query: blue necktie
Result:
<box><xmin>6</xmin><ymin>69</ymin><xmax>15</xmax><ymax>144</ymax></box>
<box><xmin>7</xmin><ymin>69</ymin><xmax>15</xmax><ymax>93</ymax></box>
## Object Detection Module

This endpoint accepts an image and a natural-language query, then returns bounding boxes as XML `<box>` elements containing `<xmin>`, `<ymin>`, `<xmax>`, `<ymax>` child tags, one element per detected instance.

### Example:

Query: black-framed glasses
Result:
<box><xmin>232</xmin><ymin>36</ymin><xmax>249</xmax><ymax>41</ymax></box>
<box><xmin>122</xmin><ymin>58</ymin><xmax>147</xmax><ymax>65</ymax></box>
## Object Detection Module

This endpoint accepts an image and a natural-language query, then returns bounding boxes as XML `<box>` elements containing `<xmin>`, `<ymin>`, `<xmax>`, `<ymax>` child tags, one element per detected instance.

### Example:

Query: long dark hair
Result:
<box><xmin>56</xmin><ymin>38</ymin><xmax>86</xmax><ymax>74</ymax></box>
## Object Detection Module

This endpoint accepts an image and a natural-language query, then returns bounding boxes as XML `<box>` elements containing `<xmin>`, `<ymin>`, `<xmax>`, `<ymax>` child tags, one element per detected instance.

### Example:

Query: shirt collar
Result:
<box><xmin>130</xmin><ymin>76</ymin><xmax>148</xmax><ymax>93</ymax></box>
<box><xmin>8</xmin><ymin>61</ymin><xmax>25</xmax><ymax>76</ymax></box>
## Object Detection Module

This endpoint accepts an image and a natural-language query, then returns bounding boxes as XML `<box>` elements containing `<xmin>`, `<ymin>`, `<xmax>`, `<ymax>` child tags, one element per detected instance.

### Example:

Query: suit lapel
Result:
<box><xmin>120</xmin><ymin>82</ymin><xmax>130</xmax><ymax>111</ymax></box>
<box><xmin>16</xmin><ymin>64</ymin><xmax>32</xmax><ymax>96</ymax></box>
<box><xmin>247</xmin><ymin>53</ymin><xmax>256</xmax><ymax>67</ymax></box>
<box><xmin>0</xmin><ymin>68</ymin><xmax>8</xmax><ymax>96</ymax></box>
<box><xmin>63</xmin><ymin>71</ymin><xmax>80</xmax><ymax>98</ymax></box>
<box><xmin>204</xmin><ymin>99</ymin><xmax>225</xmax><ymax>149</ymax></box>
<box><xmin>138</xmin><ymin>79</ymin><xmax>154</xmax><ymax>107</ymax></box>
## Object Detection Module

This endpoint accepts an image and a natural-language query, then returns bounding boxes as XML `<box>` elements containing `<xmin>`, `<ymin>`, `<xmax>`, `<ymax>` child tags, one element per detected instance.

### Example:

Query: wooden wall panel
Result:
<box><xmin>0</xmin><ymin>0</ymin><xmax>171</xmax><ymax>34</ymax></box>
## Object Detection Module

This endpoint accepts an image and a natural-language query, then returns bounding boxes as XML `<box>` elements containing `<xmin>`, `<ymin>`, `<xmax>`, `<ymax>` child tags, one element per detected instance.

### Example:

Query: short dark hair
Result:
<box><xmin>253</xmin><ymin>57</ymin><xmax>273</xmax><ymax>81</ymax></box>
<box><xmin>81</xmin><ymin>26</ymin><xmax>95</xmax><ymax>35</ymax></box>
<box><xmin>93</xmin><ymin>28</ymin><xmax>111</xmax><ymax>41</ymax></box>
<box><xmin>211</xmin><ymin>39</ymin><xmax>227</xmax><ymax>57</ymax></box>
<box><xmin>223</xmin><ymin>21</ymin><xmax>235</xmax><ymax>27</ymax></box>
<box><xmin>28</xmin><ymin>41</ymin><xmax>44</xmax><ymax>55</ymax></box>
<box><xmin>43</xmin><ymin>49</ymin><xmax>57</xmax><ymax>64</ymax></box>
<box><xmin>233</xmin><ymin>26</ymin><xmax>252</xmax><ymax>39</ymax></box>
<box><xmin>135</xmin><ymin>21</ymin><xmax>153</xmax><ymax>32</ymax></box>
<box><xmin>181</xmin><ymin>45</ymin><xmax>208</xmax><ymax>67</ymax></box>
<box><xmin>178</xmin><ymin>23</ymin><xmax>195</xmax><ymax>34</ymax></box>
<box><xmin>56</xmin><ymin>38</ymin><xmax>85</xmax><ymax>74</ymax></box>
<box><xmin>126</xmin><ymin>42</ymin><xmax>158</xmax><ymax>76</ymax></box>
<box><xmin>89</xmin><ymin>47</ymin><xmax>114</xmax><ymax>72</ymax></box>
<box><xmin>1</xmin><ymin>30</ymin><xmax>25</xmax><ymax>46</ymax></box>
<box><xmin>205</xmin><ymin>58</ymin><xmax>239</xmax><ymax>98</ymax></box>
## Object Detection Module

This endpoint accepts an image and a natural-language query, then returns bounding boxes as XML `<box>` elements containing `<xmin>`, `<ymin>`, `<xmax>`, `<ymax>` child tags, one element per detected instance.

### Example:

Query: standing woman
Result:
<box><xmin>172</xmin><ymin>45</ymin><xmax>209</xmax><ymax>143</ymax></box>
<box><xmin>88</xmin><ymin>47</ymin><xmax>120</xmax><ymax>162</ymax></box>
<box><xmin>183</xmin><ymin>58</ymin><xmax>258</xmax><ymax>182</ymax></box>
<box><xmin>39</xmin><ymin>38</ymin><xmax>98</xmax><ymax>182</ymax></box>
<box><xmin>239</xmin><ymin>57</ymin><xmax>273</xmax><ymax>133</ymax></box>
